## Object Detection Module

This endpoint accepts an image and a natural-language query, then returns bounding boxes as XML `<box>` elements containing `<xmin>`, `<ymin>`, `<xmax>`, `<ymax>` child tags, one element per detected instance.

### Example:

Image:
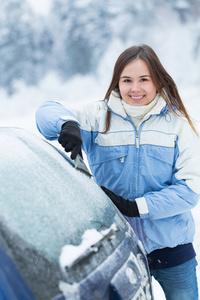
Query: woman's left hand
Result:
<box><xmin>101</xmin><ymin>186</ymin><xmax>139</xmax><ymax>217</ymax></box>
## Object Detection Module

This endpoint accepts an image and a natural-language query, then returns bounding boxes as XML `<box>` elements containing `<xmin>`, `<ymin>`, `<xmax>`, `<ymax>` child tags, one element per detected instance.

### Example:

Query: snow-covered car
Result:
<box><xmin>0</xmin><ymin>127</ymin><xmax>154</xmax><ymax>300</ymax></box>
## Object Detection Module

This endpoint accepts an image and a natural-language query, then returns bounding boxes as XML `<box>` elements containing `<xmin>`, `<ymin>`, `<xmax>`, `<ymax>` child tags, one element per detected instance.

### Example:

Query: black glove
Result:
<box><xmin>58</xmin><ymin>121</ymin><xmax>82</xmax><ymax>160</ymax></box>
<box><xmin>101</xmin><ymin>186</ymin><xmax>139</xmax><ymax>217</ymax></box>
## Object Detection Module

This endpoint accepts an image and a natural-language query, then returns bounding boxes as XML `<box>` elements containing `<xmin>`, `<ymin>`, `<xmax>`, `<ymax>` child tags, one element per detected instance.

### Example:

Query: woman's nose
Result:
<box><xmin>131</xmin><ymin>82</ymin><xmax>141</xmax><ymax>93</ymax></box>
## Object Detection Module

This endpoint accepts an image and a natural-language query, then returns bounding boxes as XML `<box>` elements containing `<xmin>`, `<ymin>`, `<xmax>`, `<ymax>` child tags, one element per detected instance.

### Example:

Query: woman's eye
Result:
<box><xmin>124</xmin><ymin>79</ymin><xmax>131</xmax><ymax>83</ymax></box>
<box><xmin>140</xmin><ymin>78</ymin><xmax>148</xmax><ymax>82</ymax></box>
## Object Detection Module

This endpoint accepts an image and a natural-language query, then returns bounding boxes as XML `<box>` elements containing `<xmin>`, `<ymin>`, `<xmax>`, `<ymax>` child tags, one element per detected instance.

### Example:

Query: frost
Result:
<box><xmin>126</xmin><ymin>267</ymin><xmax>138</xmax><ymax>285</ymax></box>
<box><xmin>0</xmin><ymin>128</ymin><xmax>117</xmax><ymax>266</ymax></box>
<box><xmin>59</xmin><ymin>281</ymin><xmax>80</xmax><ymax>300</ymax></box>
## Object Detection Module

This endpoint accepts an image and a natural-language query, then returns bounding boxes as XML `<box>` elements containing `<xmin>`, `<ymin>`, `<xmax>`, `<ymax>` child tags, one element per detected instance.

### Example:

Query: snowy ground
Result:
<box><xmin>0</xmin><ymin>74</ymin><xmax>200</xmax><ymax>299</ymax></box>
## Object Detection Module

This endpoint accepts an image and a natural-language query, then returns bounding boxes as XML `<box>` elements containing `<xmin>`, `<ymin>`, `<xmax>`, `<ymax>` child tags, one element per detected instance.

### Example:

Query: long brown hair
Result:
<box><xmin>103</xmin><ymin>44</ymin><xmax>198</xmax><ymax>135</ymax></box>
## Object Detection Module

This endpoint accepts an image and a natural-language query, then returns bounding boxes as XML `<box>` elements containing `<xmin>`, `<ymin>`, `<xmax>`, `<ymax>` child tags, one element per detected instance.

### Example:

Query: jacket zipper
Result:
<box><xmin>136</xmin><ymin>133</ymin><xmax>139</xmax><ymax>149</ymax></box>
<box><xmin>135</xmin><ymin>130</ymin><xmax>140</xmax><ymax>196</ymax></box>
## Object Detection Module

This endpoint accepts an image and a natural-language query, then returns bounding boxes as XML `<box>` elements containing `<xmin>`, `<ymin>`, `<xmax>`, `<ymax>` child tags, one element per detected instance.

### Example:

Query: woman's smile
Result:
<box><xmin>129</xmin><ymin>95</ymin><xmax>145</xmax><ymax>102</ymax></box>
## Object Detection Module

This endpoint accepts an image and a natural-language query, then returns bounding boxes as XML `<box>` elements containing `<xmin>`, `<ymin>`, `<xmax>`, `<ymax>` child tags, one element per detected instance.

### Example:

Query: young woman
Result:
<box><xmin>35</xmin><ymin>44</ymin><xmax>200</xmax><ymax>299</ymax></box>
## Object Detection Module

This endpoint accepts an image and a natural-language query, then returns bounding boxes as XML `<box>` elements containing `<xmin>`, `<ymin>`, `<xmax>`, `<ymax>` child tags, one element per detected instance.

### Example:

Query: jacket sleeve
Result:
<box><xmin>35</xmin><ymin>101</ymin><xmax>78</xmax><ymax>140</ymax></box>
<box><xmin>136</xmin><ymin>122</ymin><xmax>200</xmax><ymax>219</ymax></box>
<box><xmin>35</xmin><ymin>100</ymin><xmax>107</xmax><ymax>151</ymax></box>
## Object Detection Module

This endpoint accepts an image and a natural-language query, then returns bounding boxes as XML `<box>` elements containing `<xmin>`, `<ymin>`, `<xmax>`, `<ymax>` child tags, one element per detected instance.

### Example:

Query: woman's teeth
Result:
<box><xmin>130</xmin><ymin>96</ymin><xmax>143</xmax><ymax>99</ymax></box>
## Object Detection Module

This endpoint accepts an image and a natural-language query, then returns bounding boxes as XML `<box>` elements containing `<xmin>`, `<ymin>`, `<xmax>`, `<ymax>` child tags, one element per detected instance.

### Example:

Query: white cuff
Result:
<box><xmin>60</xmin><ymin>116</ymin><xmax>79</xmax><ymax>123</ymax></box>
<box><xmin>135</xmin><ymin>197</ymin><xmax>149</xmax><ymax>215</ymax></box>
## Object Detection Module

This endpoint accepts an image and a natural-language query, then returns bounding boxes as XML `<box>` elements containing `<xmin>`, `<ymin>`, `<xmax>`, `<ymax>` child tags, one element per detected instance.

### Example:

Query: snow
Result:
<box><xmin>26</xmin><ymin>0</ymin><xmax>52</xmax><ymax>15</ymax></box>
<box><xmin>59</xmin><ymin>280</ymin><xmax>80</xmax><ymax>300</ymax></box>
<box><xmin>60</xmin><ymin>224</ymin><xmax>117</xmax><ymax>269</ymax></box>
<box><xmin>60</xmin><ymin>229</ymin><xmax>101</xmax><ymax>269</ymax></box>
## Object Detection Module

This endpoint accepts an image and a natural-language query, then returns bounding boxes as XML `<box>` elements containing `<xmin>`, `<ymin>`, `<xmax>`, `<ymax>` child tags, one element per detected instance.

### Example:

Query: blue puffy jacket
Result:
<box><xmin>35</xmin><ymin>94</ymin><xmax>200</xmax><ymax>254</ymax></box>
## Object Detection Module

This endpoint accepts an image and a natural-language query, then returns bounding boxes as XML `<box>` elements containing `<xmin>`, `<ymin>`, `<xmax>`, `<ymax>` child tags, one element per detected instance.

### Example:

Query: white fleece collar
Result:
<box><xmin>107</xmin><ymin>91</ymin><xmax>167</xmax><ymax>119</ymax></box>
<box><xmin>108</xmin><ymin>91</ymin><xmax>127</xmax><ymax>118</ymax></box>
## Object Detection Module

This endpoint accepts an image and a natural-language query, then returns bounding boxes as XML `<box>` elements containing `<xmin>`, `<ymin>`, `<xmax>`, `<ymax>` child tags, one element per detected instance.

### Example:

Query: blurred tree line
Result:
<box><xmin>0</xmin><ymin>0</ymin><xmax>199</xmax><ymax>94</ymax></box>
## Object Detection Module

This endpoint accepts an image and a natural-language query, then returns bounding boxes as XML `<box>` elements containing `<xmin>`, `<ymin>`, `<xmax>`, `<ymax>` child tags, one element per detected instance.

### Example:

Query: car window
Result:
<box><xmin>0</xmin><ymin>127</ymin><xmax>124</xmax><ymax>267</ymax></box>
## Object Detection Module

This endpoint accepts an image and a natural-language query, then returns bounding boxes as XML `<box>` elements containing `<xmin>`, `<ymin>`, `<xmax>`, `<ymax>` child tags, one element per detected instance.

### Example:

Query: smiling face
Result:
<box><xmin>118</xmin><ymin>59</ymin><xmax>157</xmax><ymax>106</ymax></box>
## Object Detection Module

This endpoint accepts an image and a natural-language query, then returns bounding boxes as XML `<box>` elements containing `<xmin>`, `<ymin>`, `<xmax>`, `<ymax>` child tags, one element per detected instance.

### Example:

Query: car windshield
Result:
<box><xmin>0</xmin><ymin>127</ymin><xmax>124</xmax><ymax>267</ymax></box>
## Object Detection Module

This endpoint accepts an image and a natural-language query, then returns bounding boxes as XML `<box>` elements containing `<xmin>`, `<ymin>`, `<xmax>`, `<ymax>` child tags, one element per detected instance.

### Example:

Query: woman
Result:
<box><xmin>35</xmin><ymin>44</ymin><xmax>200</xmax><ymax>299</ymax></box>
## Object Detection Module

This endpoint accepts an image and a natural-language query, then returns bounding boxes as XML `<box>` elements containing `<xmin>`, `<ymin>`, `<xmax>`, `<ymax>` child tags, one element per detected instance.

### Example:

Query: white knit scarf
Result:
<box><xmin>122</xmin><ymin>94</ymin><xmax>160</xmax><ymax>130</ymax></box>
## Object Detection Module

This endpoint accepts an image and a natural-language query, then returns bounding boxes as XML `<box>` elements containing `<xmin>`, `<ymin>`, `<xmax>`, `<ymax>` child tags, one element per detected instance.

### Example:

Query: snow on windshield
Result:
<box><xmin>0</xmin><ymin>127</ymin><xmax>119</xmax><ymax>265</ymax></box>
<box><xmin>60</xmin><ymin>224</ymin><xmax>118</xmax><ymax>269</ymax></box>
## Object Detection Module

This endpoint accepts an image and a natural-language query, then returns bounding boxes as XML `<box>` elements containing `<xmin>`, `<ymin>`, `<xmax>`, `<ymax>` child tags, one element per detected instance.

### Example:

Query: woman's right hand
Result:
<box><xmin>58</xmin><ymin>121</ymin><xmax>82</xmax><ymax>160</ymax></box>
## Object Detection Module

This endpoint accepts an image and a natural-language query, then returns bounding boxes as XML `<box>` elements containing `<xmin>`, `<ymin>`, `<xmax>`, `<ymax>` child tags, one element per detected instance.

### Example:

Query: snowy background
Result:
<box><xmin>0</xmin><ymin>0</ymin><xmax>200</xmax><ymax>299</ymax></box>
